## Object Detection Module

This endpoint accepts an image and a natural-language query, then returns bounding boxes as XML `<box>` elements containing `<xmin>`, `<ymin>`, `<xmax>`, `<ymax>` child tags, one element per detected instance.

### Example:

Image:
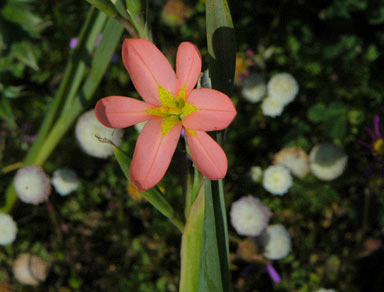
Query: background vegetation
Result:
<box><xmin>1</xmin><ymin>0</ymin><xmax>384</xmax><ymax>291</ymax></box>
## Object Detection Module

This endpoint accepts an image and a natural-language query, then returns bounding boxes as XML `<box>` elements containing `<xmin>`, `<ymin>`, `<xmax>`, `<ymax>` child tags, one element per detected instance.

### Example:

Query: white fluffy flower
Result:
<box><xmin>315</xmin><ymin>289</ymin><xmax>337</xmax><ymax>292</ymax></box>
<box><xmin>261</xmin><ymin>224</ymin><xmax>291</xmax><ymax>260</ymax></box>
<box><xmin>134</xmin><ymin>121</ymin><xmax>147</xmax><ymax>133</ymax></box>
<box><xmin>75</xmin><ymin>110</ymin><xmax>123</xmax><ymax>158</ymax></box>
<box><xmin>241</xmin><ymin>74</ymin><xmax>266</xmax><ymax>103</ymax></box>
<box><xmin>0</xmin><ymin>213</ymin><xmax>17</xmax><ymax>245</ymax></box>
<box><xmin>13</xmin><ymin>253</ymin><xmax>49</xmax><ymax>286</ymax></box>
<box><xmin>14</xmin><ymin>166</ymin><xmax>51</xmax><ymax>205</ymax></box>
<box><xmin>273</xmin><ymin>147</ymin><xmax>310</xmax><ymax>179</ymax></box>
<box><xmin>52</xmin><ymin>168</ymin><xmax>79</xmax><ymax>196</ymax></box>
<box><xmin>230</xmin><ymin>196</ymin><xmax>271</xmax><ymax>237</ymax></box>
<box><xmin>309</xmin><ymin>144</ymin><xmax>348</xmax><ymax>181</ymax></box>
<box><xmin>263</xmin><ymin>165</ymin><xmax>293</xmax><ymax>195</ymax></box>
<box><xmin>250</xmin><ymin>166</ymin><xmax>263</xmax><ymax>183</ymax></box>
<box><xmin>267</xmin><ymin>72</ymin><xmax>298</xmax><ymax>105</ymax></box>
<box><xmin>261</xmin><ymin>96</ymin><xmax>285</xmax><ymax>117</ymax></box>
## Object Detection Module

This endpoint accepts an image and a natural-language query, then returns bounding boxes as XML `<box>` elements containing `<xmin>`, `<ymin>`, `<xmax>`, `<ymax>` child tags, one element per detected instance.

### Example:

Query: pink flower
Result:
<box><xmin>95</xmin><ymin>39</ymin><xmax>236</xmax><ymax>190</ymax></box>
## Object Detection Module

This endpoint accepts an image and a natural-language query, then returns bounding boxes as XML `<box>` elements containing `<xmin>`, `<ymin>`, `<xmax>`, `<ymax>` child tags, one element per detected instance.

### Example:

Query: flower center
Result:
<box><xmin>374</xmin><ymin>138</ymin><xmax>384</xmax><ymax>155</ymax></box>
<box><xmin>146</xmin><ymin>86</ymin><xmax>197</xmax><ymax>135</ymax></box>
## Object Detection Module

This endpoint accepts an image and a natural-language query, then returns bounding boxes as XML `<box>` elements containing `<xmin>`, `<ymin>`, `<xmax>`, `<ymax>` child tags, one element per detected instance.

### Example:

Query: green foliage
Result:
<box><xmin>307</xmin><ymin>101</ymin><xmax>348</xmax><ymax>141</ymax></box>
<box><xmin>1</xmin><ymin>0</ymin><xmax>384</xmax><ymax>291</ymax></box>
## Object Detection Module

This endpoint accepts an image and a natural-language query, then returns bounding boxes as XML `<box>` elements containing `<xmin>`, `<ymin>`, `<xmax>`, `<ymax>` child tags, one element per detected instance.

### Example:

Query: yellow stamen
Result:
<box><xmin>150</xmin><ymin>86</ymin><xmax>199</xmax><ymax>136</ymax></box>
<box><xmin>374</xmin><ymin>138</ymin><xmax>384</xmax><ymax>155</ymax></box>
<box><xmin>146</xmin><ymin>107</ymin><xmax>167</xmax><ymax>117</ymax></box>
<box><xmin>177</xmin><ymin>86</ymin><xmax>187</xmax><ymax>102</ymax></box>
<box><xmin>159</xmin><ymin>86</ymin><xmax>177</xmax><ymax>108</ymax></box>
<box><xmin>161</xmin><ymin>116</ymin><xmax>181</xmax><ymax>136</ymax></box>
<box><xmin>186</xmin><ymin>129</ymin><xmax>197</xmax><ymax>136</ymax></box>
<box><xmin>181</xmin><ymin>103</ymin><xmax>197</xmax><ymax>118</ymax></box>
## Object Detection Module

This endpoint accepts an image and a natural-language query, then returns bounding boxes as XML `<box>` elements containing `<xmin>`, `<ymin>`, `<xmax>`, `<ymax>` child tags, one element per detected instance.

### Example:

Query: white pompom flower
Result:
<box><xmin>0</xmin><ymin>213</ymin><xmax>17</xmax><ymax>245</ymax></box>
<box><xmin>75</xmin><ymin>110</ymin><xmax>123</xmax><ymax>159</ymax></box>
<box><xmin>309</xmin><ymin>144</ymin><xmax>348</xmax><ymax>181</ymax></box>
<box><xmin>241</xmin><ymin>74</ymin><xmax>266</xmax><ymax>103</ymax></box>
<box><xmin>13</xmin><ymin>253</ymin><xmax>49</xmax><ymax>286</ymax></box>
<box><xmin>263</xmin><ymin>165</ymin><xmax>293</xmax><ymax>196</ymax></box>
<box><xmin>273</xmin><ymin>147</ymin><xmax>310</xmax><ymax>179</ymax></box>
<box><xmin>14</xmin><ymin>166</ymin><xmax>51</xmax><ymax>205</ymax></box>
<box><xmin>230</xmin><ymin>196</ymin><xmax>271</xmax><ymax>237</ymax></box>
<box><xmin>315</xmin><ymin>289</ymin><xmax>337</xmax><ymax>292</ymax></box>
<box><xmin>267</xmin><ymin>72</ymin><xmax>298</xmax><ymax>105</ymax></box>
<box><xmin>52</xmin><ymin>168</ymin><xmax>79</xmax><ymax>196</ymax></box>
<box><xmin>261</xmin><ymin>224</ymin><xmax>292</xmax><ymax>260</ymax></box>
<box><xmin>250</xmin><ymin>166</ymin><xmax>263</xmax><ymax>183</ymax></box>
<box><xmin>261</xmin><ymin>96</ymin><xmax>285</xmax><ymax>118</ymax></box>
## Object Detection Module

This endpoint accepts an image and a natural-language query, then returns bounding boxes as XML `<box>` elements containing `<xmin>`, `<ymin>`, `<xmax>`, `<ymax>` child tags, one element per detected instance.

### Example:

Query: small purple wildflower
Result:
<box><xmin>360</xmin><ymin>115</ymin><xmax>384</xmax><ymax>175</ymax></box>
<box><xmin>69</xmin><ymin>38</ymin><xmax>78</xmax><ymax>50</ymax></box>
<box><xmin>266</xmin><ymin>262</ymin><xmax>281</xmax><ymax>283</ymax></box>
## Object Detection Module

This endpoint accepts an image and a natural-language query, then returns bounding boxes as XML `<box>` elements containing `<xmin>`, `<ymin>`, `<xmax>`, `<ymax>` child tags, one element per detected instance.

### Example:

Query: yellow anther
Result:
<box><xmin>161</xmin><ymin>116</ymin><xmax>181</xmax><ymax>136</ymax></box>
<box><xmin>159</xmin><ymin>87</ymin><xmax>177</xmax><ymax>108</ymax></box>
<box><xmin>146</xmin><ymin>107</ymin><xmax>167</xmax><ymax>117</ymax></box>
<box><xmin>181</xmin><ymin>103</ymin><xmax>197</xmax><ymax>119</ymax></box>
<box><xmin>185</xmin><ymin>129</ymin><xmax>197</xmax><ymax>136</ymax></box>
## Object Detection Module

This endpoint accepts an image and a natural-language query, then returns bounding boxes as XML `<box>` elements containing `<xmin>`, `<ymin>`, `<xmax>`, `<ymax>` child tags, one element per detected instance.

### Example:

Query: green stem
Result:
<box><xmin>170</xmin><ymin>216</ymin><xmax>185</xmax><ymax>233</ymax></box>
<box><xmin>24</xmin><ymin>8</ymin><xmax>100</xmax><ymax>166</ymax></box>
<box><xmin>1</xmin><ymin>15</ymin><xmax>123</xmax><ymax>214</ymax></box>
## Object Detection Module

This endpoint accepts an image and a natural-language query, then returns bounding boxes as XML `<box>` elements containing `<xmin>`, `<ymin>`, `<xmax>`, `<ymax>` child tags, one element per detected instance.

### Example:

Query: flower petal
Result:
<box><xmin>95</xmin><ymin>96</ymin><xmax>153</xmax><ymax>128</ymax></box>
<box><xmin>182</xmin><ymin>88</ymin><xmax>236</xmax><ymax>131</ymax></box>
<box><xmin>186</xmin><ymin>130</ymin><xmax>227</xmax><ymax>180</ymax></box>
<box><xmin>130</xmin><ymin>118</ymin><xmax>182</xmax><ymax>190</ymax></box>
<box><xmin>176</xmin><ymin>42</ymin><xmax>202</xmax><ymax>95</ymax></box>
<box><xmin>122</xmin><ymin>39</ymin><xmax>177</xmax><ymax>105</ymax></box>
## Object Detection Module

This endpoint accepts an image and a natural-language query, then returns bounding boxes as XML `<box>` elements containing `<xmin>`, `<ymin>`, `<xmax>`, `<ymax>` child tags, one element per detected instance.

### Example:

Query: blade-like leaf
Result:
<box><xmin>11</xmin><ymin>41</ymin><xmax>39</xmax><ymax>70</ymax></box>
<box><xmin>113</xmin><ymin>144</ymin><xmax>184</xmax><ymax>232</ymax></box>
<box><xmin>0</xmin><ymin>0</ymin><xmax>51</xmax><ymax>37</ymax></box>
<box><xmin>205</xmin><ymin>1</ymin><xmax>234</xmax><ymax>290</ymax></box>
<box><xmin>179</xmin><ymin>182</ymin><xmax>205</xmax><ymax>292</ymax></box>
<box><xmin>85</xmin><ymin>0</ymin><xmax>118</xmax><ymax>17</ymax></box>
<box><xmin>198</xmin><ymin>179</ymin><xmax>224</xmax><ymax>292</ymax></box>
<box><xmin>206</xmin><ymin>0</ymin><xmax>236</xmax><ymax>96</ymax></box>
<box><xmin>0</xmin><ymin>12</ymin><xmax>123</xmax><ymax>213</ymax></box>
<box><xmin>0</xmin><ymin>96</ymin><xmax>17</xmax><ymax>129</ymax></box>
<box><xmin>33</xmin><ymin>16</ymin><xmax>123</xmax><ymax>166</ymax></box>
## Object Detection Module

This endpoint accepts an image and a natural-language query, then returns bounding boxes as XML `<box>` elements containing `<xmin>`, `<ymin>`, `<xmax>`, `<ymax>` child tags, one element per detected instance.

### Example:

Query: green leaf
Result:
<box><xmin>0</xmin><ymin>96</ymin><xmax>17</xmax><ymax>129</ymax></box>
<box><xmin>206</xmin><ymin>0</ymin><xmax>236</xmax><ymax>96</ymax></box>
<box><xmin>179</xmin><ymin>182</ymin><xmax>205</xmax><ymax>292</ymax></box>
<box><xmin>125</xmin><ymin>0</ymin><xmax>150</xmax><ymax>39</ymax></box>
<box><xmin>113</xmin><ymin>145</ymin><xmax>184</xmax><ymax>232</ymax></box>
<box><xmin>111</xmin><ymin>0</ymin><xmax>130</xmax><ymax>19</ymax></box>
<box><xmin>307</xmin><ymin>103</ymin><xmax>326</xmax><ymax>123</ymax></box>
<box><xmin>11</xmin><ymin>41</ymin><xmax>39</xmax><ymax>70</ymax></box>
<box><xmin>0</xmin><ymin>0</ymin><xmax>51</xmax><ymax>37</ymax></box>
<box><xmin>0</xmin><ymin>10</ymin><xmax>122</xmax><ymax>213</ymax></box>
<box><xmin>29</xmin><ymin>8</ymin><xmax>108</xmax><ymax>166</ymax></box>
<box><xmin>211</xmin><ymin>178</ymin><xmax>230</xmax><ymax>291</ymax></box>
<box><xmin>198</xmin><ymin>179</ymin><xmax>224</xmax><ymax>292</ymax></box>
<box><xmin>85</xmin><ymin>0</ymin><xmax>118</xmax><ymax>17</ymax></box>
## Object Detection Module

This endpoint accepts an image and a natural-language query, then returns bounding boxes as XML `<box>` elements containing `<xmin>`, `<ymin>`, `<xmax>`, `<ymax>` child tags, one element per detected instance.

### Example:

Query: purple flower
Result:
<box><xmin>266</xmin><ymin>263</ymin><xmax>281</xmax><ymax>283</ymax></box>
<box><xmin>360</xmin><ymin>115</ymin><xmax>384</xmax><ymax>175</ymax></box>
<box><xmin>69</xmin><ymin>38</ymin><xmax>78</xmax><ymax>50</ymax></box>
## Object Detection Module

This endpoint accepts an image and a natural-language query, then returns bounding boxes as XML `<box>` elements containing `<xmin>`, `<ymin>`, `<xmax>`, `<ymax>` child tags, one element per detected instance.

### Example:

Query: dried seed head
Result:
<box><xmin>14</xmin><ymin>166</ymin><xmax>51</xmax><ymax>205</ymax></box>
